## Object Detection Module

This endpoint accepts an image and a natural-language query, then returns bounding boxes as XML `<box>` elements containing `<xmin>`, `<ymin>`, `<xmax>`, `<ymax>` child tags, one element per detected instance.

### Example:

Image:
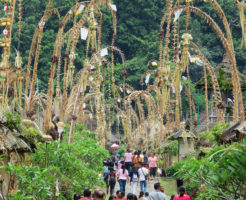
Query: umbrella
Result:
<box><xmin>110</xmin><ymin>143</ymin><xmax>119</xmax><ymax>149</ymax></box>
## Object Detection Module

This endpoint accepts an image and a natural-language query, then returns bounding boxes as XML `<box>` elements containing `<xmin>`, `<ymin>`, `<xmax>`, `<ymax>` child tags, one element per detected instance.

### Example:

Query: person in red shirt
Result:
<box><xmin>116</xmin><ymin>190</ymin><xmax>121</xmax><ymax>200</ymax></box>
<box><xmin>174</xmin><ymin>186</ymin><xmax>190</xmax><ymax>200</ymax></box>
<box><xmin>116</xmin><ymin>191</ymin><xmax>127</xmax><ymax>200</ymax></box>
<box><xmin>79</xmin><ymin>189</ymin><xmax>92</xmax><ymax>200</ymax></box>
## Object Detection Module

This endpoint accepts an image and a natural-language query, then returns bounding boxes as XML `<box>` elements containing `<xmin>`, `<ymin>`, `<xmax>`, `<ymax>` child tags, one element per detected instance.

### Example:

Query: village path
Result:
<box><xmin>113</xmin><ymin>177</ymin><xmax>173</xmax><ymax>199</ymax></box>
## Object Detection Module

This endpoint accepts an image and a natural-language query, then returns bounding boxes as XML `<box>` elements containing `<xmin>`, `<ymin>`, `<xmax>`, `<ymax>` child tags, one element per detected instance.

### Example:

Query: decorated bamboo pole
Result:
<box><xmin>202</xmin><ymin>63</ymin><xmax>209</xmax><ymax>131</ymax></box>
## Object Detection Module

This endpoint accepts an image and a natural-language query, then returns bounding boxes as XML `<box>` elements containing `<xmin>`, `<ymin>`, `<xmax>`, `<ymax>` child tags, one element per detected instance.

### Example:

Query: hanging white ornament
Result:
<box><xmin>76</xmin><ymin>4</ymin><xmax>85</xmax><ymax>15</ymax></box>
<box><xmin>83</xmin><ymin>103</ymin><xmax>86</xmax><ymax>108</ymax></box>
<box><xmin>174</xmin><ymin>9</ymin><xmax>183</xmax><ymax>22</ymax></box>
<box><xmin>145</xmin><ymin>74</ymin><xmax>151</xmax><ymax>85</ymax></box>
<box><xmin>89</xmin><ymin>76</ymin><xmax>94</xmax><ymax>81</ymax></box>
<box><xmin>100</xmin><ymin>48</ymin><xmax>108</xmax><ymax>57</ymax></box>
<box><xmin>109</xmin><ymin>3</ymin><xmax>117</xmax><ymax>12</ymax></box>
<box><xmin>81</xmin><ymin>28</ymin><xmax>88</xmax><ymax>40</ymax></box>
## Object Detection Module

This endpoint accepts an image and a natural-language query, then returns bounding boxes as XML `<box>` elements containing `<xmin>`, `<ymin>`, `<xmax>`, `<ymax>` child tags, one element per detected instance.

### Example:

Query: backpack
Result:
<box><xmin>141</xmin><ymin>168</ymin><xmax>147</xmax><ymax>181</ymax></box>
<box><xmin>109</xmin><ymin>173</ymin><xmax>116</xmax><ymax>184</ymax></box>
<box><xmin>132</xmin><ymin>172</ymin><xmax>138</xmax><ymax>182</ymax></box>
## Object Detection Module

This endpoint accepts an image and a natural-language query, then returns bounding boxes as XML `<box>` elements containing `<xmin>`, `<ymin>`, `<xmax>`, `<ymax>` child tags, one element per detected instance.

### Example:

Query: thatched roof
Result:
<box><xmin>223</xmin><ymin>121</ymin><xmax>246</xmax><ymax>141</ymax></box>
<box><xmin>170</xmin><ymin>130</ymin><xmax>196</xmax><ymax>140</ymax></box>
<box><xmin>0</xmin><ymin>130</ymin><xmax>31</xmax><ymax>152</ymax></box>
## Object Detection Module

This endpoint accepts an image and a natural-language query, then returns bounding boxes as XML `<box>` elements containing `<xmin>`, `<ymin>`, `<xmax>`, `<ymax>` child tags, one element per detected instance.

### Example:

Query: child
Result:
<box><xmin>130</xmin><ymin>167</ymin><xmax>139</xmax><ymax>195</ymax></box>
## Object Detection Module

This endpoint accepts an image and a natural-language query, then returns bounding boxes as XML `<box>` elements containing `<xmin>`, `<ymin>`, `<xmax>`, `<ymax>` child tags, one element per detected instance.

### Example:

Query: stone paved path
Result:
<box><xmin>111</xmin><ymin>177</ymin><xmax>176</xmax><ymax>199</ymax></box>
<box><xmin>114</xmin><ymin>177</ymin><xmax>160</xmax><ymax>196</ymax></box>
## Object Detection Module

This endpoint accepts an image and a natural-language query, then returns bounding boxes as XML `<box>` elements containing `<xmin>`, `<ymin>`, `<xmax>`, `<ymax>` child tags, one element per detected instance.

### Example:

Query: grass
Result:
<box><xmin>160</xmin><ymin>177</ymin><xmax>177</xmax><ymax>199</ymax></box>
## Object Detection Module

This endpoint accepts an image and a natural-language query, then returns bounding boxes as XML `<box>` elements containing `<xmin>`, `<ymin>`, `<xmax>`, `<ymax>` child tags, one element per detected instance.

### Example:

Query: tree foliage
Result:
<box><xmin>2</xmin><ymin>124</ymin><xmax>109</xmax><ymax>200</ymax></box>
<box><xmin>168</xmin><ymin>139</ymin><xmax>246</xmax><ymax>200</ymax></box>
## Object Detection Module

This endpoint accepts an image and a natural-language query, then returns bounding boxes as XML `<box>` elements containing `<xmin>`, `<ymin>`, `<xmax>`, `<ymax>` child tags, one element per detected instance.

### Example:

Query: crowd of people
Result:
<box><xmin>97</xmin><ymin>149</ymin><xmax>191</xmax><ymax>200</ymax></box>
<box><xmin>73</xmin><ymin>185</ymin><xmax>191</xmax><ymax>200</ymax></box>
<box><xmin>103</xmin><ymin>150</ymin><xmax>159</xmax><ymax>196</ymax></box>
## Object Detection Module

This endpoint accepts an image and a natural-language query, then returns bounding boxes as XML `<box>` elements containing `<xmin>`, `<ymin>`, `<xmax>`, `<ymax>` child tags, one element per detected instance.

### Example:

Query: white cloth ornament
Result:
<box><xmin>109</xmin><ymin>3</ymin><xmax>117</xmax><ymax>12</ymax></box>
<box><xmin>81</xmin><ymin>28</ymin><xmax>88</xmax><ymax>40</ymax></box>
<box><xmin>89</xmin><ymin>76</ymin><xmax>94</xmax><ymax>81</ymax></box>
<box><xmin>100</xmin><ymin>48</ymin><xmax>108</xmax><ymax>57</ymax></box>
<box><xmin>145</xmin><ymin>74</ymin><xmax>151</xmax><ymax>85</ymax></box>
<box><xmin>76</xmin><ymin>5</ymin><xmax>85</xmax><ymax>15</ymax></box>
<box><xmin>182</xmin><ymin>76</ymin><xmax>187</xmax><ymax>80</ymax></box>
<box><xmin>174</xmin><ymin>9</ymin><xmax>183</xmax><ymax>22</ymax></box>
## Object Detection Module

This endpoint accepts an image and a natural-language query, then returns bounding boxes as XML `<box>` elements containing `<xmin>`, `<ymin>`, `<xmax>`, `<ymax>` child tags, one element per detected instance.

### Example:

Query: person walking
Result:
<box><xmin>117</xmin><ymin>165</ymin><xmax>129</xmax><ymax>192</ymax></box>
<box><xmin>148</xmin><ymin>153</ymin><xmax>158</xmax><ymax>180</ymax></box>
<box><xmin>143</xmin><ymin>152</ymin><xmax>148</xmax><ymax>165</ymax></box>
<box><xmin>108</xmin><ymin>167</ymin><xmax>117</xmax><ymax>195</ymax></box>
<box><xmin>133</xmin><ymin>152</ymin><xmax>144</xmax><ymax>169</ymax></box>
<box><xmin>138</xmin><ymin>163</ymin><xmax>149</xmax><ymax>193</ymax></box>
<box><xmin>173</xmin><ymin>186</ymin><xmax>190</xmax><ymax>200</ymax></box>
<box><xmin>124</xmin><ymin>149</ymin><xmax>132</xmax><ymax>172</ymax></box>
<box><xmin>149</xmin><ymin>183</ymin><xmax>167</xmax><ymax>200</ymax></box>
<box><xmin>130</xmin><ymin>167</ymin><xmax>139</xmax><ymax>195</ymax></box>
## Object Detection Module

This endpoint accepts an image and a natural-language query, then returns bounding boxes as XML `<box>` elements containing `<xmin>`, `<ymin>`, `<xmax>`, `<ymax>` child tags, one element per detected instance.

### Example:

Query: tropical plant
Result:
<box><xmin>173</xmin><ymin>139</ymin><xmax>246</xmax><ymax>200</ymax></box>
<box><xmin>2</xmin><ymin>124</ymin><xmax>109</xmax><ymax>200</ymax></box>
<box><xmin>199</xmin><ymin>123</ymin><xmax>229</xmax><ymax>145</ymax></box>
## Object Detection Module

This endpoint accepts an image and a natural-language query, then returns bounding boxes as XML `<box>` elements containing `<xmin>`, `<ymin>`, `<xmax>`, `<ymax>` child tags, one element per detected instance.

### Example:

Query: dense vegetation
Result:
<box><xmin>2</xmin><ymin>124</ymin><xmax>108</xmax><ymax>199</ymax></box>
<box><xmin>167</xmin><ymin>139</ymin><xmax>246</xmax><ymax>200</ymax></box>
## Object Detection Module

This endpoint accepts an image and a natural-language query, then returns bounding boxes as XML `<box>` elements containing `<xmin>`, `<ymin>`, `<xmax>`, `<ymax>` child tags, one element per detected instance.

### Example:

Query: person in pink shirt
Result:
<box><xmin>124</xmin><ymin>149</ymin><xmax>132</xmax><ymax>172</ymax></box>
<box><xmin>174</xmin><ymin>186</ymin><xmax>190</xmax><ymax>200</ymax></box>
<box><xmin>117</xmin><ymin>165</ymin><xmax>129</xmax><ymax>192</ymax></box>
<box><xmin>148</xmin><ymin>153</ymin><xmax>158</xmax><ymax>180</ymax></box>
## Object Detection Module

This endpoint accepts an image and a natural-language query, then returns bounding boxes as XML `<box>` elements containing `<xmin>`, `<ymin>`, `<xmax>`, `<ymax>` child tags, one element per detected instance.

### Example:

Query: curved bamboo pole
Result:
<box><xmin>160</xmin><ymin>5</ymin><xmax>244</xmax><ymax>122</ymax></box>
<box><xmin>191</xmin><ymin>42</ymin><xmax>225</xmax><ymax>123</ymax></box>
<box><xmin>28</xmin><ymin>0</ymin><xmax>54</xmax><ymax>112</ymax></box>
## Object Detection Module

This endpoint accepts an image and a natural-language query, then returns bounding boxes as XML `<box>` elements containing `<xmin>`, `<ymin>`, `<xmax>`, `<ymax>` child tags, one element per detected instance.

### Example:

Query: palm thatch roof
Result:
<box><xmin>0</xmin><ymin>130</ymin><xmax>31</xmax><ymax>152</ymax></box>
<box><xmin>222</xmin><ymin>121</ymin><xmax>246</xmax><ymax>142</ymax></box>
